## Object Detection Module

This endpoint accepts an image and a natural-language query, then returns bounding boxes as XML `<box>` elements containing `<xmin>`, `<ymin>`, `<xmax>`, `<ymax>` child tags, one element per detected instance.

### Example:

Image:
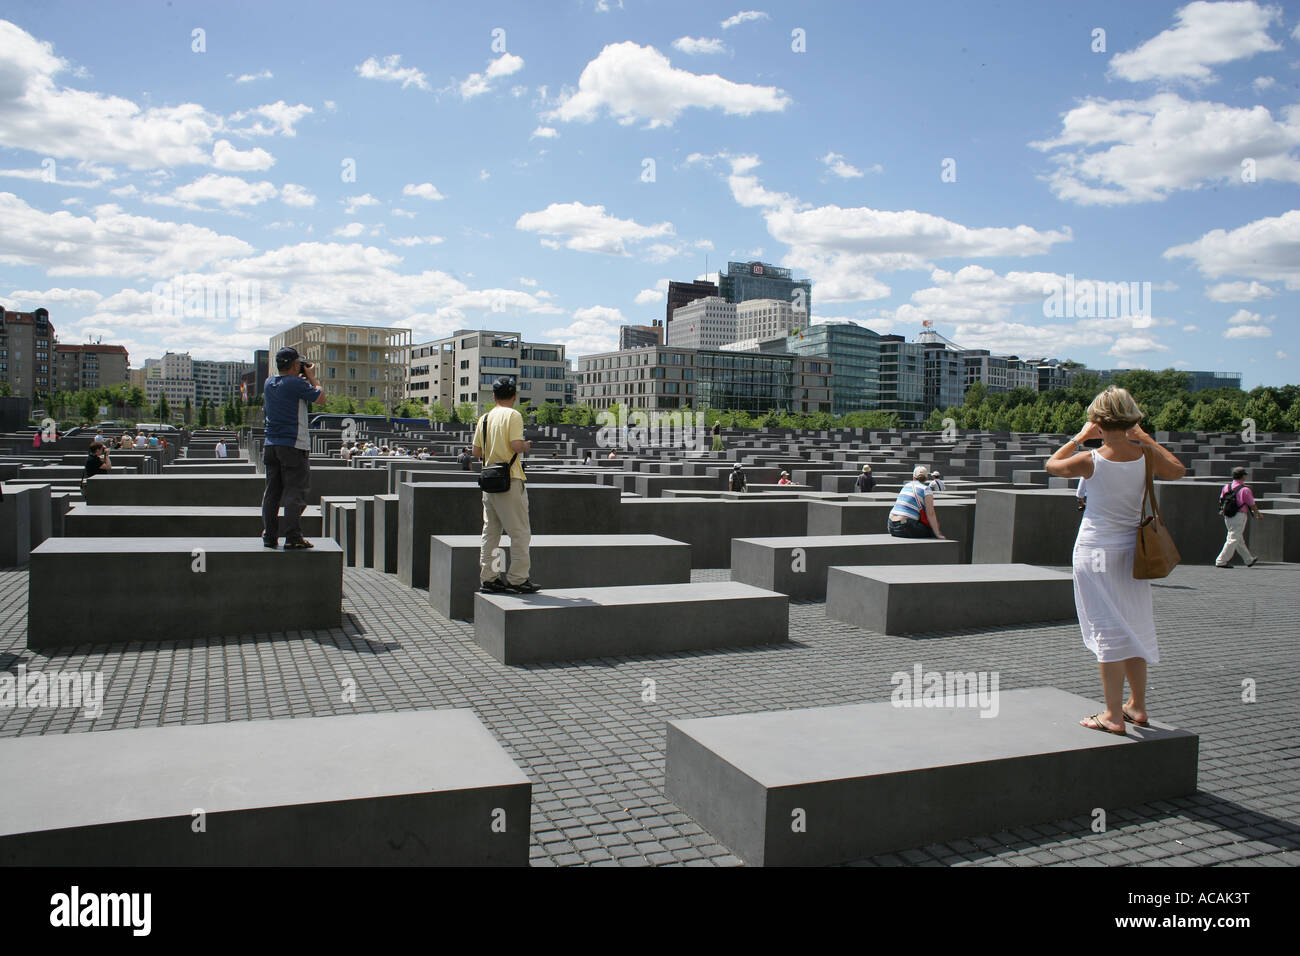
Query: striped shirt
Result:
<box><xmin>890</xmin><ymin>480</ymin><xmax>930</xmax><ymax>520</ymax></box>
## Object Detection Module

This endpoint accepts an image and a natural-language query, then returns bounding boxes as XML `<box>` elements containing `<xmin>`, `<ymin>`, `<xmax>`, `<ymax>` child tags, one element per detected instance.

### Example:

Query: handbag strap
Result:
<box><xmin>1139</xmin><ymin>446</ymin><xmax>1162</xmax><ymax>521</ymax></box>
<box><xmin>479</xmin><ymin>410</ymin><xmax>517</xmax><ymax>468</ymax></box>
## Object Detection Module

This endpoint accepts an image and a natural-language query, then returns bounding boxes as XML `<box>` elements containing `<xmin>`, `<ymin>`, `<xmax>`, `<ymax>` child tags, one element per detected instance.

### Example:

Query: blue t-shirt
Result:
<box><xmin>891</xmin><ymin>480</ymin><xmax>930</xmax><ymax>520</ymax></box>
<box><xmin>264</xmin><ymin>375</ymin><xmax>321</xmax><ymax>450</ymax></box>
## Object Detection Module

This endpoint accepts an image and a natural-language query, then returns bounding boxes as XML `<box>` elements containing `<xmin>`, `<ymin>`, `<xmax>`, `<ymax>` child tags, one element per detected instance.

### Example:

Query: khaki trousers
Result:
<box><xmin>1215</xmin><ymin>512</ymin><xmax>1254</xmax><ymax>566</ymax></box>
<box><xmin>480</xmin><ymin>481</ymin><xmax>531</xmax><ymax>585</ymax></box>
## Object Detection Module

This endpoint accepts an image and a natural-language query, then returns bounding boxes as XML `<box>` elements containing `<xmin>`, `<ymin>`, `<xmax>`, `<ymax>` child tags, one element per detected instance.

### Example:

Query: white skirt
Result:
<box><xmin>1071</xmin><ymin>543</ymin><xmax>1159</xmax><ymax>663</ymax></box>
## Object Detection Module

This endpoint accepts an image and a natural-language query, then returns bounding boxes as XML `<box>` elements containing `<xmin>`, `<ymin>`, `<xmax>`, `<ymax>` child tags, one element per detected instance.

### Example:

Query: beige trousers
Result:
<box><xmin>480</xmin><ymin>481</ymin><xmax>531</xmax><ymax>585</ymax></box>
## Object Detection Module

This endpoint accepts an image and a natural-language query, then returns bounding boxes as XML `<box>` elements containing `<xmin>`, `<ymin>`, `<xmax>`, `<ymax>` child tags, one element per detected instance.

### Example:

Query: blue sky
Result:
<box><xmin>1</xmin><ymin>0</ymin><xmax>1297</xmax><ymax>386</ymax></box>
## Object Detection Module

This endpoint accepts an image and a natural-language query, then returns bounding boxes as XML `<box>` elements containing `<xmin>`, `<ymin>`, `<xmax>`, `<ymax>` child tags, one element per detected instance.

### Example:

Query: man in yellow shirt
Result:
<box><xmin>473</xmin><ymin>377</ymin><xmax>540</xmax><ymax>594</ymax></box>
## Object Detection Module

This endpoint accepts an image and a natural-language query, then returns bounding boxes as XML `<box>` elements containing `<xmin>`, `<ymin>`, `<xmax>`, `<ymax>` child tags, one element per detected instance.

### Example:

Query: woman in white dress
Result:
<box><xmin>1045</xmin><ymin>387</ymin><xmax>1186</xmax><ymax>735</ymax></box>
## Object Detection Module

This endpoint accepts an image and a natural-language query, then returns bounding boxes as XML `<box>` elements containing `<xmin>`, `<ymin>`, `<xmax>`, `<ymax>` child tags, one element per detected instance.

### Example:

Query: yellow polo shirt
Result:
<box><xmin>477</xmin><ymin>406</ymin><xmax>526</xmax><ymax>482</ymax></box>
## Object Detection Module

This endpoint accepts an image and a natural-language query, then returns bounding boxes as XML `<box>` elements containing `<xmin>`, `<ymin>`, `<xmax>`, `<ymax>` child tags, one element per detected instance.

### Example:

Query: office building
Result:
<box><xmin>736</xmin><ymin>298</ymin><xmax>798</xmax><ymax>342</ymax></box>
<box><xmin>619</xmin><ymin>323</ymin><xmax>664</xmax><ymax>350</ymax></box>
<box><xmin>786</xmin><ymin>322</ymin><xmax>883</xmax><ymax>416</ymax></box>
<box><xmin>962</xmin><ymin>350</ymin><xmax>1039</xmax><ymax>393</ymax></box>
<box><xmin>271</xmin><ymin>323</ymin><xmax>411</xmax><ymax>408</ymax></box>
<box><xmin>577</xmin><ymin>345</ymin><xmax>832</xmax><ymax>415</ymax></box>
<box><xmin>877</xmin><ymin>335</ymin><xmax>926</xmax><ymax>424</ymax></box>
<box><xmin>922</xmin><ymin>342</ymin><xmax>966</xmax><ymax>414</ymax></box>
<box><xmin>407</xmin><ymin>330</ymin><xmax>566</xmax><ymax>413</ymax></box>
<box><xmin>193</xmin><ymin>359</ymin><xmax>253</xmax><ymax>405</ymax></box>
<box><xmin>54</xmin><ymin>343</ymin><xmax>130</xmax><ymax>393</ymax></box>
<box><xmin>142</xmin><ymin>352</ymin><xmax>196</xmax><ymax>408</ymax></box>
<box><xmin>664</xmin><ymin>279</ymin><xmax>718</xmax><ymax>329</ymax></box>
<box><xmin>717</xmin><ymin>260</ymin><xmax>812</xmax><ymax>319</ymax></box>
<box><xmin>666</xmin><ymin>297</ymin><xmax>736</xmax><ymax>350</ymax></box>
<box><xmin>0</xmin><ymin>307</ymin><xmax>55</xmax><ymax>396</ymax></box>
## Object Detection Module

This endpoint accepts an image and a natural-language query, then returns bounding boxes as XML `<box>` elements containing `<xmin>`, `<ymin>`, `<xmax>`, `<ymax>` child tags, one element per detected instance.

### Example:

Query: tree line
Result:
<box><xmin>923</xmin><ymin>369</ymin><xmax>1300</xmax><ymax>434</ymax></box>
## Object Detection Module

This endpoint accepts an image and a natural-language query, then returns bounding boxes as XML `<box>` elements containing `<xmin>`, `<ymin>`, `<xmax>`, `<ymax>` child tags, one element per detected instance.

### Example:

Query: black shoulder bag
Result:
<box><xmin>476</xmin><ymin>412</ymin><xmax>518</xmax><ymax>493</ymax></box>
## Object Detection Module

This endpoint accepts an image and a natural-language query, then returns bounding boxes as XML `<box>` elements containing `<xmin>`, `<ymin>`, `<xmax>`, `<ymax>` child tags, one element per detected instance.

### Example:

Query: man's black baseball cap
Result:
<box><xmin>275</xmin><ymin>346</ymin><xmax>300</xmax><ymax>370</ymax></box>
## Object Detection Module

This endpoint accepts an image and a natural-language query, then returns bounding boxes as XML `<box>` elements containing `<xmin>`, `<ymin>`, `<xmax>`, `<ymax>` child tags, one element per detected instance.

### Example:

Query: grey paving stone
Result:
<box><xmin>2</xmin><ymin>558</ymin><xmax>1296</xmax><ymax>867</ymax></box>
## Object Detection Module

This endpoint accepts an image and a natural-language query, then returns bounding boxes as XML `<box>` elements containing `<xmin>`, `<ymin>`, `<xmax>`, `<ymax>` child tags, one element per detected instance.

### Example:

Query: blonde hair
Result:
<box><xmin>1087</xmin><ymin>386</ymin><xmax>1143</xmax><ymax>431</ymax></box>
<box><xmin>912</xmin><ymin>464</ymin><xmax>929</xmax><ymax>480</ymax></box>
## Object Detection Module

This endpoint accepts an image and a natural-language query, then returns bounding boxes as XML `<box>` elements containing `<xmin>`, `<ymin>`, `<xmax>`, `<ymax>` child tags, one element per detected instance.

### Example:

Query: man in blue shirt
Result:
<box><xmin>262</xmin><ymin>346</ymin><xmax>325</xmax><ymax>549</ymax></box>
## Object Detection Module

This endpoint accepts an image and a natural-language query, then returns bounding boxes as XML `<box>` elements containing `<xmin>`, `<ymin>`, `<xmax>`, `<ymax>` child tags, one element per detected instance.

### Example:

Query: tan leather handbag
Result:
<box><xmin>1134</xmin><ymin>447</ymin><xmax>1181</xmax><ymax>579</ymax></box>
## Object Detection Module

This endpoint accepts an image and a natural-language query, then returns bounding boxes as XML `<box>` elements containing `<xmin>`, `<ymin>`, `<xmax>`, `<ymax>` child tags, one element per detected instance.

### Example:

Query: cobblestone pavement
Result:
<box><xmin>2</xmin><ymin>560</ymin><xmax>1297</xmax><ymax>867</ymax></box>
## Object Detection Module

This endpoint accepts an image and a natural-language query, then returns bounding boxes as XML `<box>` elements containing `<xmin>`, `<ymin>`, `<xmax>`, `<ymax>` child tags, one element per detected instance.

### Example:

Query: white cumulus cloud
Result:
<box><xmin>459</xmin><ymin>53</ymin><xmax>525</xmax><ymax>99</ymax></box>
<box><xmin>546</xmin><ymin>42</ymin><xmax>789</xmax><ymax>128</ymax></box>
<box><xmin>403</xmin><ymin>182</ymin><xmax>446</xmax><ymax>201</ymax></box>
<box><xmin>1109</xmin><ymin>1</ymin><xmax>1282</xmax><ymax>84</ymax></box>
<box><xmin>672</xmin><ymin>37</ymin><xmax>726</xmax><ymax>55</ymax></box>
<box><xmin>721</xmin><ymin>10</ymin><xmax>769</xmax><ymax>29</ymax></box>
<box><xmin>355</xmin><ymin>54</ymin><xmax>430</xmax><ymax>91</ymax></box>
<box><xmin>516</xmin><ymin>200</ymin><xmax>674</xmax><ymax>256</ymax></box>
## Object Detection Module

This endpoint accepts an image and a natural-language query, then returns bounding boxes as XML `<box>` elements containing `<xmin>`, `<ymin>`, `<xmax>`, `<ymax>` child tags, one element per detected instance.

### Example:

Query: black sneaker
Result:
<box><xmin>506</xmin><ymin>579</ymin><xmax>542</xmax><ymax>594</ymax></box>
<box><xmin>262</xmin><ymin>536</ymin><xmax>278</xmax><ymax>549</ymax></box>
<box><xmin>479</xmin><ymin>577</ymin><xmax>510</xmax><ymax>594</ymax></box>
<box><xmin>284</xmin><ymin>537</ymin><xmax>315</xmax><ymax>550</ymax></box>
<box><xmin>1215</xmin><ymin>563</ymin><xmax>1233</xmax><ymax>569</ymax></box>
<box><xmin>1246</xmin><ymin>557</ymin><xmax>1258</xmax><ymax>567</ymax></box>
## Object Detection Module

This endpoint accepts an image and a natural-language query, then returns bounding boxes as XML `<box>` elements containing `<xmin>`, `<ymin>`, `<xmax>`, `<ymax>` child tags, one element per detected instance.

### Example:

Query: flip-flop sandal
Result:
<box><xmin>1122</xmin><ymin>709</ymin><xmax>1150</xmax><ymax>727</ymax></box>
<box><xmin>1082</xmin><ymin>714</ymin><xmax>1126</xmax><ymax>735</ymax></box>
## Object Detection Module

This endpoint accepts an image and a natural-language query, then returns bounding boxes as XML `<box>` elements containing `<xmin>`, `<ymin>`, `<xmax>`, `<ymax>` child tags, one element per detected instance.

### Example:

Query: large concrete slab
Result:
<box><xmin>1251</xmin><ymin>509</ymin><xmax>1300</xmax><ymax>563</ymax></box>
<box><xmin>619</xmin><ymin>498</ymin><xmax>809</xmax><ymax>568</ymax></box>
<box><xmin>64</xmin><ymin>505</ymin><xmax>322</xmax><ymax>538</ymax></box>
<box><xmin>0</xmin><ymin>484</ymin><xmax>33</xmax><ymax>567</ymax></box>
<box><xmin>0</xmin><ymin>710</ymin><xmax>530</xmax><ymax>866</ymax></box>
<box><xmin>398</xmin><ymin>482</ymin><xmax>620</xmax><ymax>588</ymax></box>
<box><xmin>805</xmin><ymin>499</ymin><xmax>977</xmax><ymax>563</ymax></box>
<box><xmin>826</xmin><ymin>563</ymin><xmax>1075</xmax><ymax>635</ymax></box>
<box><xmin>83</xmin><ymin>469</ymin><xmax>386</xmax><ymax>506</ymax></box>
<box><xmin>665</xmin><ymin>687</ymin><xmax>1198</xmax><ymax>866</ymax></box>
<box><xmin>430</xmin><ymin>533</ymin><xmax>692</xmax><ymax>620</ymax></box>
<box><xmin>27</xmin><ymin>537</ymin><xmax>343</xmax><ymax>648</ymax></box>
<box><xmin>372</xmin><ymin>493</ymin><xmax>400</xmax><ymax>573</ymax></box>
<box><xmin>473</xmin><ymin>581</ymin><xmax>788</xmax><ymax>664</ymax></box>
<box><xmin>972</xmin><ymin>488</ymin><xmax>1083</xmax><ymax>566</ymax></box>
<box><xmin>731</xmin><ymin>534</ymin><xmax>961</xmax><ymax>600</ymax></box>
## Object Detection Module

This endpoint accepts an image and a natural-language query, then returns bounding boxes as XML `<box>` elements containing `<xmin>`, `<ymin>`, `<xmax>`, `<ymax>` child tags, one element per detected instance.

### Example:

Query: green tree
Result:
<box><xmin>456</xmin><ymin>401</ymin><xmax>477</xmax><ymax>424</ymax></box>
<box><xmin>964</xmin><ymin>381</ymin><xmax>989</xmax><ymax>407</ymax></box>
<box><xmin>1190</xmin><ymin>397</ymin><xmax>1239</xmax><ymax>432</ymax></box>
<box><xmin>157</xmin><ymin>393</ymin><xmax>170</xmax><ymax>423</ymax></box>
<box><xmin>1282</xmin><ymin>399</ymin><xmax>1300</xmax><ymax>433</ymax></box>
<box><xmin>535</xmin><ymin>401</ymin><xmax>563</xmax><ymax>425</ymax></box>
<box><xmin>1242</xmin><ymin>389</ymin><xmax>1283</xmax><ymax>432</ymax></box>
<box><xmin>0</xmin><ymin>381</ymin><xmax>11</xmax><ymax>397</ymax></box>
<box><xmin>198</xmin><ymin>400</ymin><xmax>210</xmax><ymax>428</ymax></box>
<box><xmin>1008</xmin><ymin>403</ymin><xmax>1035</xmax><ymax>432</ymax></box>
<box><xmin>362</xmin><ymin>397</ymin><xmax>386</xmax><ymax>416</ymax></box>
<box><xmin>183</xmin><ymin>396</ymin><xmax>193</xmax><ymax>425</ymax></box>
<box><xmin>79</xmin><ymin>392</ymin><xmax>98</xmax><ymax>422</ymax></box>
<box><xmin>1150</xmin><ymin>397</ymin><xmax>1190</xmax><ymax>432</ymax></box>
<box><xmin>1050</xmin><ymin>400</ymin><xmax>1085</xmax><ymax>434</ymax></box>
<box><xmin>428</xmin><ymin>400</ymin><xmax>450</xmax><ymax>423</ymax></box>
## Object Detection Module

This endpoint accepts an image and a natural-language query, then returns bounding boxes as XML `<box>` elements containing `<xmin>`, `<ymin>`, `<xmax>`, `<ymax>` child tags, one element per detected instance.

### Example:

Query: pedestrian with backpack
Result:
<box><xmin>1215</xmin><ymin>466</ymin><xmax>1261</xmax><ymax>568</ymax></box>
<box><xmin>729</xmin><ymin>462</ymin><xmax>747</xmax><ymax>492</ymax></box>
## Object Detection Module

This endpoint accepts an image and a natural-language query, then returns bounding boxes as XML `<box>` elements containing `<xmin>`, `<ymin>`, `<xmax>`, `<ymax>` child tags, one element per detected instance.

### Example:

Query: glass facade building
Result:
<box><xmin>877</xmin><ymin>335</ymin><xmax>926</xmax><ymax>424</ymax></box>
<box><xmin>787</xmin><ymin>322</ymin><xmax>882</xmax><ymax>415</ymax></box>
<box><xmin>578</xmin><ymin>346</ymin><xmax>831</xmax><ymax>414</ymax></box>
<box><xmin>717</xmin><ymin>261</ymin><xmax>812</xmax><ymax>320</ymax></box>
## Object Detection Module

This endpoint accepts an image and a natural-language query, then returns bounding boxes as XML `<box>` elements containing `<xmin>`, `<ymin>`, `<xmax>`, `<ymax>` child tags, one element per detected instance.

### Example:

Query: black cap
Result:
<box><xmin>275</xmin><ymin>346</ymin><xmax>300</xmax><ymax>371</ymax></box>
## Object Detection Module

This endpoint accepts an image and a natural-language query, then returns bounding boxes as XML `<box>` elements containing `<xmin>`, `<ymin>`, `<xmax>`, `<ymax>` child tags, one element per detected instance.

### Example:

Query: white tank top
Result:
<box><xmin>1076</xmin><ymin>449</ymin><xmax>1146</xmax><ymax>550</ymax></box>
